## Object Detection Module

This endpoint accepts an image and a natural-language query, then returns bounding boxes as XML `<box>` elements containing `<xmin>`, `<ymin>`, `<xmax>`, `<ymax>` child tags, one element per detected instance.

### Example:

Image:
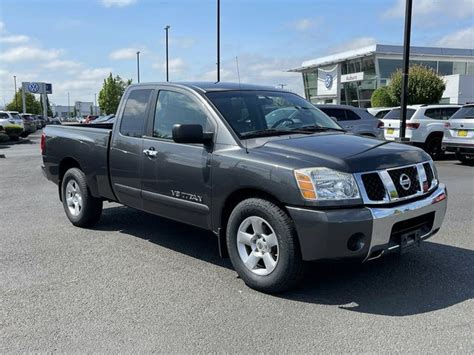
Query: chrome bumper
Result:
<box><xmin>364</xmin><ymin>183</ymin><xmax>447</xmax><ymax>261</ymax></box>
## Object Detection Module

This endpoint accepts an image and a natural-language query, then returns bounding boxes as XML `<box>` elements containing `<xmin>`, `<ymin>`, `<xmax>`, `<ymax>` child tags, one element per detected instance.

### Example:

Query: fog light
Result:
<box><xmin>347</xmin><ymin>233</ymin><xmax>366</xmax><ymax>252</ymax></box>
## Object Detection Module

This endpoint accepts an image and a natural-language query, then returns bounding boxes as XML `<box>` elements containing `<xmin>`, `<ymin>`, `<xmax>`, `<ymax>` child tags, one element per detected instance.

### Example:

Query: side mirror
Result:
<box><xmin>172</xmin><ymin>124</ymin><xmax>213</xmax><ymax>144</ymax></box>
<box><xmin>330</xmin><ymin>116</ymin><xmax>339</xmax><ymax>122</ymax></box>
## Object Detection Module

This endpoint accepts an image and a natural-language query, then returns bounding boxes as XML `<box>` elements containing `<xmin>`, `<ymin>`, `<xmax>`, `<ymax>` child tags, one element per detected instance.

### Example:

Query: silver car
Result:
<box><xmin>315</xmin><ymin>104</ymin><xmax>384</xmax><ymax>138</ymax></box>
<box><xmin>442</xmin><ymin>103</ymin><xmax>474</xmax><ymax>164</ymax></box>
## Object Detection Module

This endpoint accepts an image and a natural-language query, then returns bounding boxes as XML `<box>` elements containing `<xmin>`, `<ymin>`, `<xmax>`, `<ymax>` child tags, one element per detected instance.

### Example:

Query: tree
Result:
<box><xmin>387</xmin><ymin>64</ymin><xmax>445</xmax><ymax>105</ymax></box>
<box><xmin>98</xmin><ymin>73</ymin><xmax>132</xmax><ymax>114</ymax></box>
<box><xmin>5</xmin><ymin>89</ymin><xmax>42</xmax><ymax>114</ymax></box>
<box><xmin>371</xmin><ymin>86</ymin><xmax>395</xmax><ymax>107</ymax></box>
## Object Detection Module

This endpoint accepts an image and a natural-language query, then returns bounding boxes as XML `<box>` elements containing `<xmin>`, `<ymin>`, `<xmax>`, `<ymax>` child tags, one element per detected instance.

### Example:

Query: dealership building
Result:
<box><xmin>290</xmin><ymin>44</ymin><xmax>474</xmax><ymax>107</ymax></box>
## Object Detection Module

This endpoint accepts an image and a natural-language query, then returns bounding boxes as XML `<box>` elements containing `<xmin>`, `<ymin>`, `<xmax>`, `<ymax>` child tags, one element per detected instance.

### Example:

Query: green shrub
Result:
<box><xmin>4</xmin><ymin>125</ymin><xmax>23</xmax><ymax>141</ymax></box>
<box><xmin>371</xmin><ymin>86</ymin><xmax>395</xmax><ymax>107</ymax></box>
<box><xmin>388</xmin><ymin>64</ymin><xmax>445</xmax><ymax>105</ymax></box>
<box><xmin>0</xmin><ymin>132</ymin><xmax>9</xmax><ymax>142</ymax></box>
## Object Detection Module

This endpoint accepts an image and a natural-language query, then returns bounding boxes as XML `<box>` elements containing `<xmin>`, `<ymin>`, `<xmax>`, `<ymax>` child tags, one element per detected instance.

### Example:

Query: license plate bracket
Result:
<box><xmin>399</xmin><ymin>229</ymin><xmax>422</xmax><ymax>254</ymax></box>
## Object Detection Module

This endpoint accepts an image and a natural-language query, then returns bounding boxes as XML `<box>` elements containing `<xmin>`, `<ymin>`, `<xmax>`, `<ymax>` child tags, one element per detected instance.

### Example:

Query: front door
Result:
<box><xmin>109</xmin><ymin>87</ymin><xmax>154</xmax><ymax>209</ymax></box>
<box><xmin>141</xmin><ymin>88</ymin><xmax>214</xmax><ymax>229</ymax></box>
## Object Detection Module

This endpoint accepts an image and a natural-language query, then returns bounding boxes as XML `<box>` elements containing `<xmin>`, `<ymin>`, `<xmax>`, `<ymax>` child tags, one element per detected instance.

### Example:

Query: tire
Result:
<box><xmin>424</xmin><ymin>135</ymin><xmax>444</xmax><ymax>159</ymax></box>
<box><xmin>456</xmin><ymin>152</ymin><xmax>474</xmax><ymax>165</ymax></box>
<box><xmin>226</xmin><ymin>198</ymin><xmax>304</xmax><ymax>293</ymax></box>
<box><xmin>61</xmin><ymin>168</ymin><xmax>103</xmax><ymax>227</ymax></box>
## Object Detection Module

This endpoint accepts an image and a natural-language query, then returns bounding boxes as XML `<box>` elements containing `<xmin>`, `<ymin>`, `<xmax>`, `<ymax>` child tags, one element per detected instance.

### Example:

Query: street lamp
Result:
<box><xmin>217</xmin><ymin>0</ymin><xmax>220</xmax><ymax>82</ymax></box>
<box><xmin>136</xmin><ymin>51</ymin><xmax>141</xmax><ymax>83</ymax></box>
<box><xmin>13</xmin><ymin>75</ymin><xmax>18</xmax><ymax>111</ymax></box>
<box><xmin>164</xmin><ymin>25</ymin><xmax>170</xmax><ymax>82</ymax></box>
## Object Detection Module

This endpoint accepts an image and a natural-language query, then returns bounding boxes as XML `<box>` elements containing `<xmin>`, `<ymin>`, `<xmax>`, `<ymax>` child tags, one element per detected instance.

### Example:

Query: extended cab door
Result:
<box><xmin>109</xmin><ymin>87</ymin><xmax>154</xmax><ymax>209</ymax></box>
<box><xmin>140</xmin><ymin>88</ymin><xmax>215</xmax><ymax>229</ymax></box>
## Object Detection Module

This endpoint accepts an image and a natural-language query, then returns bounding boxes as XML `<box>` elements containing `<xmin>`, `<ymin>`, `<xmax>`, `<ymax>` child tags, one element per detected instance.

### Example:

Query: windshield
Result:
<box><xmin>206</xmin><ymin>90</ymin><xmax>341</xmax><ymax>138</ymax></box>
<box><xmin>450</xmin><ymin>106</ymin><xmax>474</xmax><ymax>119</ymax></box>
<box><xmin>383</xmin><ymin>108</ymin><xmax>416</xmax><ymax>120</ymax></box>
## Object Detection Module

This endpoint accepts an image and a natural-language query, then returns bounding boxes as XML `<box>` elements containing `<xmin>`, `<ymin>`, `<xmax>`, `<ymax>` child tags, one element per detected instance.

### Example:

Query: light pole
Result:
<box><xmin>94</xmin><ymin>93</ymin><xmax>97</xmax><ymax>115</ymax></box>
<box><xmin>399</xmin><ymin>0</ymin><xmax>413</xmax><ymax>141</ymax></box>
<box><xmin>136</xmin><ymin>51</ymin><xmax>141</xmax><ymax>83</ymax></box>
<box><xmin>165</xmin><ymin>25</ymin><xmax>170</xmax><ymax>82</ymax></box>
<box><xmin>13</xmin><ymin>75</ymin><xmax>18</xmax><ymax>111</ymax></box>
<box><xmin>217</xmin><ymin>0</ymin><xmax>220</xmax><ymax>82</ymax></box>
<box><xmin>67</xmin><ymin>92</ymin><xmax>70</xmax><ymax>118</ymax></box>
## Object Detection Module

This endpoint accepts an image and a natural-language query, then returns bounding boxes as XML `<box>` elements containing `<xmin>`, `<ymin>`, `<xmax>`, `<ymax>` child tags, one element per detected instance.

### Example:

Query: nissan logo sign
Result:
<box><xmin>399</xmin><ymin>173</ymin><xmax>411</xmax><ymax>191</ymax></box>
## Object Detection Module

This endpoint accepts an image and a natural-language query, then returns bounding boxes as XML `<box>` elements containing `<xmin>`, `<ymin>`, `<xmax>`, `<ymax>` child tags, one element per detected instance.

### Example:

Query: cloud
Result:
<box><xmin>292</xmin><ymin>18</ymin><xmax>321</xmax><ymax>31</ymax></box>
<box><xmin>0</xmin><ymin>46</ymin><xmax>61</xmax><ymax>62</ymax></box>
<box><xmin>0</xmin><ymin>35</ymin><xmax>29</xmax><ymax>44</ymax></box>
<box><xmin>152</xmin><ymin>57</ymin><xmax>187</xmax><ymax>74</ymax></box>
<box><xmin>110</xmin><ymin>47</ymin><xmax>144</xmax><ymax>60</ymax></box>
<box><xmin>383</xmin><ymin>0</ymin><xmax>474</xmax><ymax>19</ymax></box>
<box><xmin>43</xmin><ymin>59</ymin><xmax>82</xmax><ymax>70</ymax></box>
<box><xmin>100</xmin><ymin>0</ymin><xmax>136</xmax><ymax>7</ymax></box>
<box><xmin>328</xmin><ymin>37</ymin><xmax>377</xmax><ymax>54</ymax></box>
<box><xmin>436</xmin><ymin>27</ymin><xmax>474</xmax><ymax>49</ymax></box>
<box><xmin>80</xmin><ymin>67</ymin><xmax>113</xmax><ymax>80</ymax></box>
<box><xmin>0</xmin><ymin>21</ymin><xmax>4</xmax><ymax>33</ymax></box>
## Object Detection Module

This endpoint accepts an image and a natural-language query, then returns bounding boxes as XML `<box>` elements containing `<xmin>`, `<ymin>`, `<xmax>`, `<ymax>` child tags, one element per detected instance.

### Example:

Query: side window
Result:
<box><xmin>345</xmin><ymin>109</ymin><xmax>361</xmax><ymax>120</ymax></box>
<box><xmin>153</xmin><ymin>90</ymin><xmax>209</xmax><ymax>139</ymax></box>
<box><xmin>120</xmin><ymin>89</ymin><xmax>153</xmax><ymax>137</ymax></box>
<box><xmin>442</xmin><ymin>107</ymin><xmax>459</xmax><ymax>120</ymax></box>
<box><xmin>425</xmin><ymin>108</ymin><xmax>441</xmax><ymax>120</ymax></box>
<box><xmin>321</xmin><ymin>108</ymin><xmax>346</xmax><ymax>121</ymax></box>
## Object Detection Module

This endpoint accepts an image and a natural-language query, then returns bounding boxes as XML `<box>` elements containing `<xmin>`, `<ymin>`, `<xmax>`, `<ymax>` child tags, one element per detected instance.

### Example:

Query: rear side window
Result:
<box><xmin>120</xmin><ymin>89</ymin><xmax>153</xmax><ymax>137</ymax></box>
<box><xmin>383</xmin><ymin>108</ymin><xmax>416</xmax><ymax>120</ymax></box>
<box><xmin>375</xmin><ymin>110</ymin><xmax>388</xmax><ymax>118</ymax></box>
<box><xmin>153</xmin><ymin>90</ymin><xmax>209</xmax><ymax>139</ymax></box>
<box><xmin>319</xmin><ymin>108</ymin><xmax>346</xmax><ymax>121</ymax></box>
<box><xmin>443</xmin><ymin>107</ymin><xmax>460</xmax><ymax>119</ymax></box>
<box><xmin>0</xmin><ymin>113</ymin><xmax>8</xmax><ymax>118</ymax></box>
<box><xmin>450</xmin><ymin>106</ymin><xmax>474</xmax><ymax>119</ymax></box>
<box><xmin>425</xmin><ymin>108</ymin><xmax>442</xmax><ymax>120</ymax></box>
<box><xmin>345</xmin><ymin>109</ymin><xmax>361</xmax><ymax>120</ymax></box>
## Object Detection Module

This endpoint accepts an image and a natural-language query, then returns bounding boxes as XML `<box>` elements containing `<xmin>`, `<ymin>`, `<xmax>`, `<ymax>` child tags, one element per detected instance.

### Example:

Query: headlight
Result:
<box><xmin>294</xmin><ymin>167</ymin><xmax>360</xmax><ymax>201</ymax></box>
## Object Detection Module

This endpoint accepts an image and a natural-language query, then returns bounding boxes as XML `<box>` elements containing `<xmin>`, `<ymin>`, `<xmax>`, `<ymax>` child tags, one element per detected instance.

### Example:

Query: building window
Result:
<box><xmin>378</xmin><ymin>58</ymin><xmax>403</xmax><ymax>79</ymax></box>
<box><xmin>467</xmin><ymin>62</ymin><xmax>474</xmax><ymax>75</ymax></box>
<box><xmin>453</xmin><ymin>62</ymin><xmax>467</xmax><ymax>75</ymax></box>
<box><xmin>438</xmin><ymin>61</ymin><xmax>453</xmax><ymax>75</ymax></box>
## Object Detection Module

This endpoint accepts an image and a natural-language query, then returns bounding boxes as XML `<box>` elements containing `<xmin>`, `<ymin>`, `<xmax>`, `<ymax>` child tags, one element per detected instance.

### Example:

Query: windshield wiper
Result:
<box><xmin>289</xmin><ymin>125</ymin><xmax>346</xmax><ymax>133</ymax></box>
<box><xmin>240</xmin><ymin>129</ymin><xmax>294</xmax><ymax>139</ymax></box>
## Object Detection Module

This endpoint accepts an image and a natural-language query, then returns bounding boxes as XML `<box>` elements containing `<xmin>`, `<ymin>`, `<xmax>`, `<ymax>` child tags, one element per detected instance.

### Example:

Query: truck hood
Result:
<box><xmin>250</xmin><ymin>133</ymin><xmax>430</xmax><ymax>173</ymax></box>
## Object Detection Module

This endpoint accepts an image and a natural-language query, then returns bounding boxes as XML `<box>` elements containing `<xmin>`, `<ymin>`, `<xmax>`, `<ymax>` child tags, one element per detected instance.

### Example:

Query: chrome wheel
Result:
<box><xmin>65</xmin><ymin>180</ymin><xmax>83</xmax><ymax>216</ymax></box>
<box><xmin>237</xmin><ymin>216</ymin><xmax>279</xmax><ymax>276</ymax></box>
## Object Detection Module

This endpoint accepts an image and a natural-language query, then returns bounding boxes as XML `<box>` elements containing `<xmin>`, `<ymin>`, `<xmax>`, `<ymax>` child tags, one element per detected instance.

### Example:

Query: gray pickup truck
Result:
<box><xmin>42</xmin><ymin>82</ymin><xmax>448</xmax><ymax>293</ymax></box>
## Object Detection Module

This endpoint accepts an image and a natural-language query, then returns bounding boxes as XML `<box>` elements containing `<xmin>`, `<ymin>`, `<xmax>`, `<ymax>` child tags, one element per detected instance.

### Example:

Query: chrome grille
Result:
<box><xmin>355</xmin><ymin>161</ymin><xmax>437</xmax><ymax>204</ymax></box>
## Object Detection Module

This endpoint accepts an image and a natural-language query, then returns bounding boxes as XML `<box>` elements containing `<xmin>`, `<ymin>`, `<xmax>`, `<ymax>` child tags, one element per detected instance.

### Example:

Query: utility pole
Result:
<box><xmin>94</xmin><ymin>93</ymin><xmax>97</xmax><ymax>115</ymax></box>
<box><xmin>398</xmin><ymin>0</ymin><xmax>413</xmax><ymax>141</ymax></box>
<box><xmin>136</xmin><ymin>51</ymin><xmax>141</xmax><ymax>83</ymax></box>
<box><xmin>216</xmin><ymin>0</ymin><xmax>220</xmax><ymax>82</ymax></box>
<box><xmin>13</xmin><ymin>76</ymin><xmax>18</xmax><ymax>111</ymax></box>
<box><xmin>67</xmin><ymin>92</ymin><xmax>70</xmax><ymax>118</ymax></box>
<box><xmin>165</xmin><ymin>25</ymin><xmax>170</xmax><ymax>82</ymax></box>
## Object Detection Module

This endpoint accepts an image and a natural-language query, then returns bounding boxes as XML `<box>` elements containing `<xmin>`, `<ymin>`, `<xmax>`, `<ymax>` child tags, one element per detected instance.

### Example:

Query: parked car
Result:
<box><xmin>0</xmin><ymin>111</ymin><xmax>25</xmax><ymax>131</ymax></box>
<box><xmin>315</xmin><ymin>104</ymin><xmax>384</xmax><ymax>138</ymax></box>
<box><xmin>19</xmin><ymin>114</ymin><xmax>37</xmax><ymax>136</ymax></box>
<box><xmin>381</xmin><ymin>104</ymin><xmax>461</xmax><ymax>158</ymax></box>
<box><xmin>36</xmin><ymin>115</ymin><xmax>48</xmax><ymax>128</ymax></box>
<box><xmin>48</xmin><ymin>118</ymin><xmax>62</xmax><ymax>125</ymax></box>
<box><xmin>91</xmin><ymin>114</ymin><xmax>115</xmax><ymax>124</ymax></box>
<box><xmin>41</xmin><ymin>82</ymin><xmax>447</xmax><ymax>293</ymax></box>
<box><xmin>83</xmin><ymin>115</ymin><xmax>99</xmax><ymax>124</ymax></box>
<box><xmin>442</xmin><ymin>103</ymin><xmax>474</xmax><ymax>164</ymax></box>
<box><xmin>368</xmin><ymin>107</ymin><xmax>395</xmax><ymax>119</ymax></box>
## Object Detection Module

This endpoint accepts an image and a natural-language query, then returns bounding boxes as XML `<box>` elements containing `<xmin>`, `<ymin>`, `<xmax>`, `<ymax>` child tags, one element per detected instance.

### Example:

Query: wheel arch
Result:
<box><xmin>58</xmin><ymin>158</ymin><xmax>82</xmax><ymax>201</ymax></box>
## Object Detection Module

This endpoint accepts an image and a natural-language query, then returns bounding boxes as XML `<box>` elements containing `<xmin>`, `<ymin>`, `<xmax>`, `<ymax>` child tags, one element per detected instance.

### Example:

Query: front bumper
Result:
<box><xmin>287</xmin><ymin>184</ymin><xmax>447</xmax><ymax>261</ymax></box>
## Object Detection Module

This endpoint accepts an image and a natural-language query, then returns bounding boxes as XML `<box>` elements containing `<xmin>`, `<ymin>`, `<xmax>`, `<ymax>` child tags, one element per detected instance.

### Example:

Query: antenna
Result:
<box><xmin>235</xmin><ymin>56</ymin><xmax>241</xmax><ymax>85</ymax></box>
<box><xmin>277</xmin><ymin>84</ymin><xmax>287</xmax><ymax>89</ymax></box>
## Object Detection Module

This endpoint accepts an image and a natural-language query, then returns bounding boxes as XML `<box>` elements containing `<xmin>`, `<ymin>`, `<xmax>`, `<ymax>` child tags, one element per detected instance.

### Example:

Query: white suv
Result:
<box><xmin>0</xmin><ymin>111</ymin><xmax>24</xmax><ymax>130</ymax></box>
<box><xmin>382</xmin><ymin>104</ymin><xmax>461</xmax><ymax>157</ymax></box>
<box><xmin>442</xmin><ymin>104</ymin><xmax>474</xmax><ymax>164</ymax></box>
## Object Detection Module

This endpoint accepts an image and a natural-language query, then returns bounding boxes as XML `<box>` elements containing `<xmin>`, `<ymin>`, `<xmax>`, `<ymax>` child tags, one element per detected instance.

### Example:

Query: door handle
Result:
<box><xmin>143</xmin><ymin>147</ymin><xmax>158</xmax><ymax>158</ymax></box>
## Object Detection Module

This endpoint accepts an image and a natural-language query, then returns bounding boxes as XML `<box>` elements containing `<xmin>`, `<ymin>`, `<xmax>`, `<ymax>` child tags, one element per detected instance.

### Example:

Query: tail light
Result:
<box><xmin>40</xmin><ymin>132</ymin><xmax>46</xmax><ymax>154</ymax></box>
<box><xmin>377</xmin><ymin>120</ymin><xmax>384</xmax><ymax>128</ymax></box>
<box><xmin>406</xmin><ymin>123</ymin><xmax>420</xmax><ymax>129</ymax></box>
<box><xmin>444</xmin><ymin>122</ymin><xmax>450</xmax><ymax>128</ymax></box>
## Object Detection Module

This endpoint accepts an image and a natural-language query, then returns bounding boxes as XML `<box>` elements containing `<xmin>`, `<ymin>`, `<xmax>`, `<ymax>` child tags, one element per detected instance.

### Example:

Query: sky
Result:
<box><xmin>0</xmin><ymin>0</ymin><xmax>473</xmax><ymax>107</ymax></box>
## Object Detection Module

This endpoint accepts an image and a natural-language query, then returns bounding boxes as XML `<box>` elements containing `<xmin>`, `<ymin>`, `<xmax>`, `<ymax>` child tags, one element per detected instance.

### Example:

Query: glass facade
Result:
<box><xmin>302</xmin><ymin>55</ymin><xmax>473</xmax><ymax>108</ymax></box>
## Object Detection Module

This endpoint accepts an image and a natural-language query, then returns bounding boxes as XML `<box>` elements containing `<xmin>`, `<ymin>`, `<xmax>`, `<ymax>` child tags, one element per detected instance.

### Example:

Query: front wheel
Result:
<box><xmin>226</xmin><ymin>198</ymin><xmax>303</xmax><ymax>293</ymax></box>
<box><xmin>61</xmin><ymin>168</ymin><xmax>103</xmax><ymax>227</ymax></box>
<box><xmin>425</xmin><ymin>135</ymin><xmax>444</xmax><ymax>159</ymax></box>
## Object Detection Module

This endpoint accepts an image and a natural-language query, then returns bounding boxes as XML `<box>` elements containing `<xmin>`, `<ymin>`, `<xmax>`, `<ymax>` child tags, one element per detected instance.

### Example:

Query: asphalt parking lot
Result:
<box><xmin>1</xmin><ymin>132</ymin><xmax>473</xmax><ymax>352</ymax></box>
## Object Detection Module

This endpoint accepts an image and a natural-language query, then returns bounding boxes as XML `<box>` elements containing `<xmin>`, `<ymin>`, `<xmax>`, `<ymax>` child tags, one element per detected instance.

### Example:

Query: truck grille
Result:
<box><xmin>355</xmin><ymin>161</ymin><xmax>437</xmax><ymax>204</ymax></box>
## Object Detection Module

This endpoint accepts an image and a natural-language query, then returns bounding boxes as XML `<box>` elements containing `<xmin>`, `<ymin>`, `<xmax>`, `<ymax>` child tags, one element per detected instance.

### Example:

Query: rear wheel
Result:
<box><xmin>226</xmin><ymin>198</ymin><xmax>303</xmax><ymax>293</ymax></box>
<box><xmin>424</xmin><ymin>135</ymin><xmax>444</xmax><ymax>159</ymax></box>
<box><xmin>61</xmin><ymin>168</ymin><xmax>102</xmax><ymax>227</ymax></box>
<box><xmin>456</xmin><ymin>152</ymin><xmax>474</xmax><ymax>165</ymax></box>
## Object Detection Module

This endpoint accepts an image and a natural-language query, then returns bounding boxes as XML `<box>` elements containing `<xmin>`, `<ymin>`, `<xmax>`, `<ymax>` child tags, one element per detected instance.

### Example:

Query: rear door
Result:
<box><xmin>109</xmin><ymin>87</ymin><xmax>154</xmax><ymax>209</ymax></box>
<box><xmin>140</xmin><ymin>87</ymin><xmax>215</xmax><ymax>229</ymax></box>
<box><xmin>343</xmin><ymin>109</ymin><xmax>362</xmax><ymax>133</ymax></box>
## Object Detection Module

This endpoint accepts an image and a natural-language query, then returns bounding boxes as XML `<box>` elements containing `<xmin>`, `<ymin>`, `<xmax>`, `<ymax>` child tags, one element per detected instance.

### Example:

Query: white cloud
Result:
<box><xmin>43</xmin><ymin>59</ymin><xmax>82</xmax><ymax>70</ymax></box>
<box><xmin>100</xmin><ymin>0</ymin><xmax>136</xmax><ymax>7</ymax></box>
<box><xmin>110</xmin><ymin>47</ymin><xmax>145</xmax><ymax>60</ymax></box>
<box><xmin>80</xmin><ymin>67</ymin><xmax>113</xmax><ymax>80</ymax></box>
<box><xmin>292</xmin><ymin>18</ymin><xmax>321</xmax><ymax>31</ymax></box>
<box><xmin>0</xmin><ymin>35</ymin><xmax>29</xmax><ymax>44</ymax></box>
<box><xmin>436</xmin><ymin>27</ymin><xmax>474</xmax><ymax>49</ymax></box>
<box><xmin>152</xmin><ymin>57</ymin><xmax>187</xmax><ymax>74</ymax></box>
<box><xmin>0</xmin><ymin>21</ymin><xmax>5</xmax><ymax>33</ymax></box>
<box><xmin>0</xmin><ymin>46</ymin><xmax>61</xmax><ymax>62</ymax></box>
<box><xmin>384</xmin><ymin>0</ymin><xmax>474</xmax><ymax>19</ymax></box>
<box><xmin>328</xmin><ymin>37</ymin><xmax>377</xmax><ymax>54</ymax></box>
